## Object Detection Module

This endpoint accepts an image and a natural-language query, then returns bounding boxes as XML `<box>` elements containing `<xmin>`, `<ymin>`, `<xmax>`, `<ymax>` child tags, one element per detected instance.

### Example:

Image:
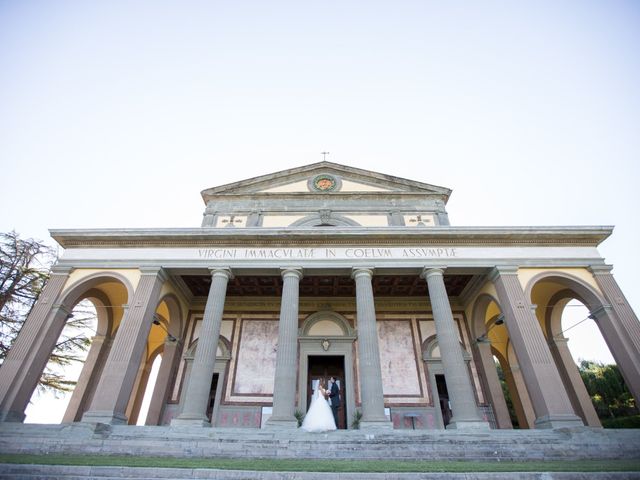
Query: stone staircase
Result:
<box><xmin>1</xmin><ymin>424</ymin><xmax>639</xmax><ymax>479</ymax></box>
<box><xmin>0</xmin><ymin>423</ymin><xmax>639</xmax><ymax>461</ymax></box>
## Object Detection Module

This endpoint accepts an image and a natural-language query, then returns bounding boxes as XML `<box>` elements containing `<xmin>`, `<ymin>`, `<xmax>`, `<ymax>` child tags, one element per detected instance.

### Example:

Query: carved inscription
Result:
<box><xmin>198</xmin><ymin>247</ymin><xmax>457</xmax><ymax>260</ymax></box>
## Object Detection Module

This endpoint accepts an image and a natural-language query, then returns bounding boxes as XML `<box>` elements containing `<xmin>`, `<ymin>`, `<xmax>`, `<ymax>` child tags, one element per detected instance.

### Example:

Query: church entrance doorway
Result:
<box><xmin>307</xmin><ymin>355</ymin><xmax>346</xmax><ymax>429</ymax></box>
<box><xmin>436</xmin><ymin>374</ymin><xmax>452</xmax><ymax>427</ymax></box>
<box><xmin>206</xmin><ymin>373</ymin><xmax>219</xmax><ymax>422</ymax></box>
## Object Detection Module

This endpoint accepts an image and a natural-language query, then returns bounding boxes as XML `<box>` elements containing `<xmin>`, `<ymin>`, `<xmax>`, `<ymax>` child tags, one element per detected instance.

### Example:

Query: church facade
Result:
<box><xmin>1</xmin><ymin>162</ymin><xmax>638</xmax><ymax>431</ymax></box>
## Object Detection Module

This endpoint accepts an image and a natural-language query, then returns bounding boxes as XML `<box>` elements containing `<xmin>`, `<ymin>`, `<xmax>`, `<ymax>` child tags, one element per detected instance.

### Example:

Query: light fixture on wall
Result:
<box><xmin>152</xmin><ymin>314</ymin><xmax>177</xmax><ymax>342</ymax></box>
<box><xmin>476</xmin><ymin>315</ymin><xmax>505</xmax><ymax>343</ymax></box>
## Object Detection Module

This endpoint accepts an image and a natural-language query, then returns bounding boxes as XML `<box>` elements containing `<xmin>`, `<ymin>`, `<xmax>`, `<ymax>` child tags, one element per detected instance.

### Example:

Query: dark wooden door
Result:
<box><xmin>436</xmin><ymin>374</ymin><xmax>452</xmax><ymax>427</ymax></box>
<box><xmin>206</xmin><ymin>373</ymin><xmax>219</xmax><ymax>422</ymax></box>
<box><xmin>307</xmin><ymin>355</ymin><xmax>346</xmax><ymax>429</ymax></box>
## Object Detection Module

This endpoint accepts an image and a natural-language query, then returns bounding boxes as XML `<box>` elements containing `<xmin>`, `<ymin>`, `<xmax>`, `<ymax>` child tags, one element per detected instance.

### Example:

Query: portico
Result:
<box><xmin>0</xmin><ymin>162</ymin><xmax>638</xmax><ymax>433</ymax></box>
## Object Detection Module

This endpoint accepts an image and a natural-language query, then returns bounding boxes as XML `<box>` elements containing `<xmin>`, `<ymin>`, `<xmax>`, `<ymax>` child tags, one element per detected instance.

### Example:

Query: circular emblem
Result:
<box><xmin>312</xmin><ymin>174</ymin><xmax>338</xmax><ymax>192</ymax></box>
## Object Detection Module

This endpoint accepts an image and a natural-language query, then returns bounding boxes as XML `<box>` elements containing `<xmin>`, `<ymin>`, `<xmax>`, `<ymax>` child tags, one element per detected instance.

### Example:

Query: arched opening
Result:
<box><xmin>24</xmin><ymin>299</ymin><xmax>98</xmax><ymax>423</ymax></box>
<box><xmin>527</xmin><ymin>272</ymin><xmax>639</xmax><ymax>428</ymax></box>
<box><xmin>470</xmin><ymin>293</ymin><xmax>534</xmax><ymax>429</ymax></box>
<box><xmin>127</xmin><ymin>295</ymin><xmax>183</xmax><ymax>426</ymax></box>
<box><xmin>135</xmin><ymin>353</ymin><xmax>162</xmax><ymax>425</ymax></box>
<box><xmin>23</xmin><ymin>273</ymin><xmax>132</xmax><ymax>424</ymax></box>
<box><xmin>421</xmin><ymin>335</ymin><xmax>476</xmax><ymax>429</ymax></box>
<box><xmin>178</xmin><ymin>336</ymin><xmax>231</xmax><ymax>426</ymax></box>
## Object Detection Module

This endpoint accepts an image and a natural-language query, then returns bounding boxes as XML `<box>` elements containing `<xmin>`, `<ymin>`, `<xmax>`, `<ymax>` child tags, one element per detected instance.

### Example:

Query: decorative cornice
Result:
<box><xmin>49</xmin><ymin>226</ymin><xmax>613</xmax><ymax>249</ymax></box>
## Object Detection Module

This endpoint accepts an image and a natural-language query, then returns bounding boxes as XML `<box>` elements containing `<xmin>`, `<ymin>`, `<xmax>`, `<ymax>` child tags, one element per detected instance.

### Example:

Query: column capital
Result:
<box><xmin>280</xmin><ymin>267</ymin><xmax>303</xmax><ymax>280</ymax></box>
<box><xmin>351</xmin><ymin>267</ymin><xmax>374</xmax><ymax>280</ymax></box>
<box><xmin>488</xmin><ymin>265</ymin><xmax>519</xmax><ymax>282</ymax></box>
<box><xmin>208</xmin><ymin>267</ymin><xmax>234</xmax><ymax>280</ymax></box>
<box><xmin>139</xmin><ymin>266</ymin><xmax>169</xmax><ymax>283</ymax></box>
<box><xmin>50</xmin><ymin>265</ymin><xmax>74</xmax><ymax>275</ymax></box>
<box><xmin>52</xmin><ymin>303</ymin><xmax>74</xmax><ymax>318</ymax></box>
<box><xmin>550</xmin><ymin>336</ymin><xmax>570</xmax><ymax>346</ymax></box>
<box><xmin>588</xmin><ymin>264</ymin><xmax>614</xmax><ymax>275</ymax></box>
<box><xmin>420</xmin><ymin>267</ymin><xmax>447</xmax><ymax>279</ymax></box>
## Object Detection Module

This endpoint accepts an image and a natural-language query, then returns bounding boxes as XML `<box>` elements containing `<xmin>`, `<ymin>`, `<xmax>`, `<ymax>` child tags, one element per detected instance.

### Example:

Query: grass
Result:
<box><xmin>0</xmin><ymin>454</ymin><xmax>639</xmax><ymax>473</ymax></box>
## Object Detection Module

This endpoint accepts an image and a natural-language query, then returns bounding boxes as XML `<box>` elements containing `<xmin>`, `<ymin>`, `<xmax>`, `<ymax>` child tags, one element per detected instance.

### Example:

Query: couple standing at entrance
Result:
<box><xmin>301</xmin><ymin>377</ymin><xmax>340</xmax><ymax>432</ymax></box>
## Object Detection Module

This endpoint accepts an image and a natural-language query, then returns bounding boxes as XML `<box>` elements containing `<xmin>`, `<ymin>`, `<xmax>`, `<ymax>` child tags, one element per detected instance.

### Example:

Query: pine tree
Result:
<box><xmin>0</xmin><ymin>231</ymin><xmax>95</xmax><ymax>395</ymax></box>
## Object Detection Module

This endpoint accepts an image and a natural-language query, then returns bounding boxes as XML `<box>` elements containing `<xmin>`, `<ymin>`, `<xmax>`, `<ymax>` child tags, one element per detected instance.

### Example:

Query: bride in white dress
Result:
<box><xmin>300</xmin><ymin>380</ymin><xmax>337</xmax><ymax>432</ymax></box>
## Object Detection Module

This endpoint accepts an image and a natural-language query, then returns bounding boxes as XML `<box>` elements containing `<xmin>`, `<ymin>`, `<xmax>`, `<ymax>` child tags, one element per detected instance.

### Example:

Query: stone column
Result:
<box><xmin>172</xmin><ymin>268</ymin><xmax>231</xmax><ymax>426</ymax></box>
<box><xmin>548</xmin><ymin>337</ymin><xmax>601</xmax><ymax>427</ymax></box>
<box><xmin>422</xmin><ymin>268</ymin><xmax>489</xmax><ymax>429</ymax></box>
<box><xmin>82</xmin><ymin>267</ymin><xmax>167</xmax><ymax>424</ymax></box>
<box><xmin>145</xmin><ymin>338</ymin><xmax>181</xmax><ymax>425</ymax></box>
<box><xmin>474</xmin><ymin>339</ymin><xmax>512</xmax><ymax>429</ymax></box>
<box><xmin>266</xmin><ymin>268</ymin><xmax>303</xmax><ymax>428</ymax></box>
<box><xmin>589</xmin><ymin>265</ymin><xmax>640</xmax><ymax>403</ymax></box>
<box><xmin>506</xmin><ymin>363</ymin><xmax>536</xmax><ymax>428</ymax></box>
<box><xmin>490</xmin><ymin>267</ymin><xmax>583</xmax><ymax>428</ymax></box>
<box><xmin>0</xmin><ymin>266</ymin><xmax>72</xmax><ymax>422</ymax></box>
<box><xmin>353</xmin><ymin>268</ymin><xmax>392</xmax><ymax>429</ymax></box>
<box><xmin>62</xmin><ymin>334</ymin><xmax>108</xmax><ymax>423</ymax></box>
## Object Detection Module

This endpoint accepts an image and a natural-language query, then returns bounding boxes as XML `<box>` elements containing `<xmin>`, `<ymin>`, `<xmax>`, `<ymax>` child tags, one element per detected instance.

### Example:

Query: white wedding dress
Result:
<box><xmin>300</xmin><ymin>388</ymin><xmax>337</xmax><ymax>432</ymax></box>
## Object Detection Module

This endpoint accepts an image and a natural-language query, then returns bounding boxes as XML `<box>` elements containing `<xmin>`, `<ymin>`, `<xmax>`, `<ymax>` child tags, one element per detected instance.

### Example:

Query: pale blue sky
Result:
<box><xmin>1</xmin><ymin>1</ymin><xmax>639</xmax><ymax>420</ymax></box>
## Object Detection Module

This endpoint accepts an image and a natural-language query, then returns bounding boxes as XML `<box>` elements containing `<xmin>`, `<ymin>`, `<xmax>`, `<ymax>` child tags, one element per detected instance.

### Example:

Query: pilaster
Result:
<box><xmin>145</xmin><ymin>338</ymin><xmax>181</xmax><ymax>425</ymax></box>
<box><xmin>474</xmin><ymin>339</ymin><xmax>512</xmax><ymax>429</ymax></box>
<box><xmin>0</xmin><ymin>267</ymin><xmax>72</xmax><ymax>422</ymax></box>
<box><xmin>548</xmin><ymin>336</ymin><xmax>601</xmax><ymax>427</ymax></box>
<box><xmin>82</xmin><ymin>267</ymin><xmax>167</xmax><ymax>425</ymax></box>
<box><xmin>62</xmin><ymin>334</ymin><xmax>107</xmax><ymax>423</ymax></box>
<box><xmin>588</xmin><ymin>266</ymin><xmax>640</xmax><ymax>403</ymax></box>
<box><xmin>490</xmin><ymin>267</ymin><xmax>583</xmax><ymax>428</ymax></box>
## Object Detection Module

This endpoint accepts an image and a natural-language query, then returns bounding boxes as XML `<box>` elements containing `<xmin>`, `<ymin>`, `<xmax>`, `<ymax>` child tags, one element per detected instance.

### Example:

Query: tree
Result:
<box><xmin>0</xmin><ymin>231</ymin><xmax>95</xmax><ymax>395</ymax></box>
<box><xmin>494</xmin><ymin>359</ymin><xmax>520</xmax><ymax>428</ymax></box>
<box><xmin>578</xmin><ymin>360</ymin><xmax>637</xmax><ymax>419</ymax></box>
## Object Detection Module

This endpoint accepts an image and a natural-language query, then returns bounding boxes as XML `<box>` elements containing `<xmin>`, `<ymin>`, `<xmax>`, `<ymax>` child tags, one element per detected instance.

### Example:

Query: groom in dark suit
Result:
<box><xmin>328</xmin><ymin>376</ymin><xmax>340</xmax><ymax>428</ymax></box>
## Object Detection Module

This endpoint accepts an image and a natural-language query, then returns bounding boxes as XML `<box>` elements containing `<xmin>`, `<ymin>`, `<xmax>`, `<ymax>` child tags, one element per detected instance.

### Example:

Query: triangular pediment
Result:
<box><xmin>201</xmin><ymin>162</ymin><xmax>451</xmax><ymax>200</ymax></box>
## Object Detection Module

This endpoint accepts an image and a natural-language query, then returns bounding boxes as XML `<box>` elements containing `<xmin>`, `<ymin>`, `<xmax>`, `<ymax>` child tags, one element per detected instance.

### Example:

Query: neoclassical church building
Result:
<box><xmin>1</xmin><ymin>162</ymin><xmax>639</xmax><ymax>432</ymax></box>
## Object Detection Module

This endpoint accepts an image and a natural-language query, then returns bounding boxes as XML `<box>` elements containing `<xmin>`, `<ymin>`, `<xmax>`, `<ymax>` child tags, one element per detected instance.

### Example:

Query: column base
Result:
<box><xmin>264</xmin><ymin>416</ymin><xmax>298</xmax><ymax>429</ymax></box>
<box><xmin>446</xmin><ymin>419</ymin><xmax>491</xmax><ymax>430</ymax></box>
<box><xmin>359</xmin><ymin>420</ymin><xmax>393</xmax><ymax>430</ymax></box>
<box><xmin>0</xmin><ymin>410</ymin><xmax>26</xmax><ymax>423</ymax></box>
<box><xmin>81</xmin><ymin>411</ymin><xmax>128</xmax><ymax>425</ymax></box>
<box><xmin>534</xmin><ymin>414</ymin><xmax>584</xmax><ymax>429</ymax></box>
<box><xmin>170</xmin><ymin>414</ymin><xmax>211</xmax><ymax>427</ymax></box>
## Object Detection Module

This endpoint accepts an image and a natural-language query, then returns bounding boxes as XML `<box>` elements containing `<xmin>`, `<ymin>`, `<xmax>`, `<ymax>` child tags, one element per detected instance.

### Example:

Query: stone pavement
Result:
<box><xmin>1</xmin><ymin>464</ymin><xmax>640</xmax><ymax>480</ymax></box>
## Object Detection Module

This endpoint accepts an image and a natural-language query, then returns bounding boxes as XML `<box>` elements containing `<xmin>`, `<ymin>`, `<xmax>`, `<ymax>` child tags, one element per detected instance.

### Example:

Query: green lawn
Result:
<box><xmin>0</xmin><ymin>454</ymin><xmax>639</xmax><ymax>473</ymax></box>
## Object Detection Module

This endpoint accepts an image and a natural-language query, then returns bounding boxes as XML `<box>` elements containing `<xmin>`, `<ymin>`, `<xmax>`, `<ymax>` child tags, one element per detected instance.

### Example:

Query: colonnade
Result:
<box><xmin>1</xmin><ymin>264</ymin><xmax>639</xmax><ymax>430</ymax></box>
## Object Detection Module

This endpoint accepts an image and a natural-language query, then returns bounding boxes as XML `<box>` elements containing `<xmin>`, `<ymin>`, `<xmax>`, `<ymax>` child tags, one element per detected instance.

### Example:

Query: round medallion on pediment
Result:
<box><xmin>309</xmin><ymin>174</ymin><xmax>341</xmax><ymax>192</ymax></box>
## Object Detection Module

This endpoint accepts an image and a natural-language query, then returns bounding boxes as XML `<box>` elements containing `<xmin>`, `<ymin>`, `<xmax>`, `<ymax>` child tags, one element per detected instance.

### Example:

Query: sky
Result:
<box><xmin>1</xmin><ymin>1</ymin><xmax>638</xmax><ymax>423</ymax></box>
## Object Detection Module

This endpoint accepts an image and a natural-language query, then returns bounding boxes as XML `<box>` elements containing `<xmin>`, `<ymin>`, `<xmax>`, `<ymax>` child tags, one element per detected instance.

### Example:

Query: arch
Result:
<box><xmin>184</xmin><ymin>336</ymin><xmax>232</xmax><ymax>360</ymax></box>
<box><xmin>524</xmin><ymin>273</ymin><xmax>609</xmax><ymax>427</ymax></box>
<box><xmin>523</xmin><ymin>271</ymin><xmax>606</xmax><ymax>312</ymax></box>
<box><xmin>300</xmin><ymin>311</ymin><xmax>354</xmax><ymax>337</ymax></box>
<box><xmin>421</xmin><ymin>335</ymin><xmax>472</xmax><ymax>361</ymax></box>
<box><xmin>470</xmin><ymin>293</ymin><xmax>502</xmax><ymax>341</ymax></box>
<box><xmin>80</xmin><ymin>288</ymin><xmax>113</xmax><ymax>337</ymax></box>
<box><xmin>58</xmin><ymin>271</ymin><xmax>135</xmax><ymax>311</ymax></box>
<box><xmin>290</xmin><ymin>214</ymin><xmax>361</xmax><ymax>227</ymax></box>
<box><xmin>179</xmin><ymin>336</ymin><xmax>231</xmax><ymax>426</ymax></box>
<box><xmin>156</xmin><ymin>293</ymin><xmax>184</xmax><ymax>339</ymax></box>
